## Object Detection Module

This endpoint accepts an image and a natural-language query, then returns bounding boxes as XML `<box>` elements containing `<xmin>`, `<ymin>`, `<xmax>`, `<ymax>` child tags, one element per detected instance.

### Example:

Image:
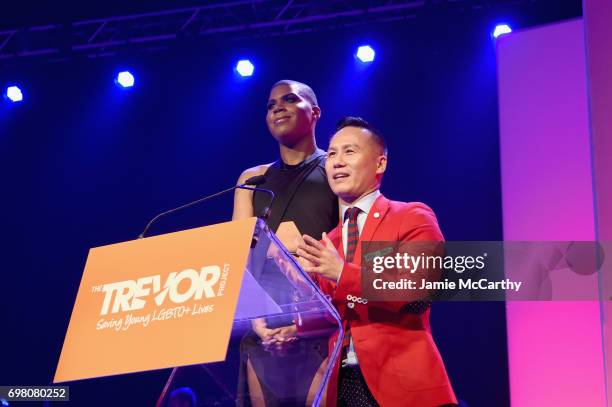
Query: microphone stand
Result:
<box><xmin>138</xmin><ymin>184</ymin><xmax>274</xmax><ymax>239</ymax></box>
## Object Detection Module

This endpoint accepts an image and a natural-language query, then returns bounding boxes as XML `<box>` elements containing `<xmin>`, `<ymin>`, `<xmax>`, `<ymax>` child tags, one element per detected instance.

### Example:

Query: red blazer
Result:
<box><xmin>311</xmin><ymin>194</ymin><xmax>457</xmax><ymax>407</ymax></box>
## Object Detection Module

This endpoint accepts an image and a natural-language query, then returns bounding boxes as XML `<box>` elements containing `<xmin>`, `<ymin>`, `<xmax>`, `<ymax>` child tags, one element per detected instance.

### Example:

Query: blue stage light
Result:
<box><xmin>493</xmin><ymin>24</ymin><xmax>512</xmax><ymax>38</ymax></box>
<box><xmin>116</xmin><ymin>71</ymin><xmax>135</xmax><ymax>88</ymax></box>
<box><xmin>356</xmin><ymin>45</ymin><xmax>375</xmax><ymax>63</ymax></box>
<box><xmin>235</xmin><ymin>60</ymin><xmax>255</xmax><ymax>77</ymax></box>
<box><xmin>5</xmin><ymin>86</ymin><xmax>23</xmax><ymax>102</ymax></box>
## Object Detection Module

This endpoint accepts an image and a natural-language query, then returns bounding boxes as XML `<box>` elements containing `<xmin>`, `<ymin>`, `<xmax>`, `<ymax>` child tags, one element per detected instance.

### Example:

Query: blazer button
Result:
<box><xmin>347</xmin><ymin>302</ymin><xmax>355</xmax><ymax>309</ymax></box>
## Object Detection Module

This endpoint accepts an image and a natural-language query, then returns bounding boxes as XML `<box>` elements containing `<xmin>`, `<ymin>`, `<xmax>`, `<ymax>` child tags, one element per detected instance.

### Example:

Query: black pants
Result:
<box><xmin>337</xmin><ymin>364</ymin><xmax>457</xmax><ymax>407</ymax></box>
<box><xmin>337</xmin><ymin>364</ymin><xmax>379</xmax><ymax>407</ymax></box>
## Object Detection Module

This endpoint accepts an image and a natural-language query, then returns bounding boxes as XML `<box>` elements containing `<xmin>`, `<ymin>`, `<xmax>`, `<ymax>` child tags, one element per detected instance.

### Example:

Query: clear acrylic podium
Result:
<box><xmin>156</xmin><ymin>218</ymin><xmax>343</xmax><ymax>407</ymax></box>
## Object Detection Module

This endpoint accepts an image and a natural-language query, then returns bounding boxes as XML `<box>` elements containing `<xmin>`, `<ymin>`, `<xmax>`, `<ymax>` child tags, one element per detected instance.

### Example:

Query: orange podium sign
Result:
<box><xmin>54</xmin><ymin>217</ymin><xmax>257</xmax><ymax>383</ymax></box>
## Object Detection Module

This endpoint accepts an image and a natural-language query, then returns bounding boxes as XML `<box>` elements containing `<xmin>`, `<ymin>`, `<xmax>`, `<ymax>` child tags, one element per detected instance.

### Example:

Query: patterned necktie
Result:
<box><xmin>344</xmin><ymin>207</ymin><xmax>361</xmax><ymax>263</ymax></box>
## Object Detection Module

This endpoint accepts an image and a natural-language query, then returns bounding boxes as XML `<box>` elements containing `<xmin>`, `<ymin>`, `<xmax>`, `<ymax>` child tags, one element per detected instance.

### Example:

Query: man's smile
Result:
<box><xmin>333</xmin><ymin>172</ymin><xmax>350</xmax><ymax>182</ymax></box>
<box><xmin>273</xmin><ymin>116</ymin><xmax>291</xmax><ymax>125</ymax></box>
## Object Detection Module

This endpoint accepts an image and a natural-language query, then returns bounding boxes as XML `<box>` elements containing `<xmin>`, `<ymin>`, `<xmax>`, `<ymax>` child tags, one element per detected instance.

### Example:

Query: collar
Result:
<box><xmin>278</xmin><ymin>148</ymin><xmax>325</xmax><ymax>170</ymax></box>
<box><xmin>340</xmin><ymin>190</ymin><xmax>381</xmax><ymax>221</ymax></box>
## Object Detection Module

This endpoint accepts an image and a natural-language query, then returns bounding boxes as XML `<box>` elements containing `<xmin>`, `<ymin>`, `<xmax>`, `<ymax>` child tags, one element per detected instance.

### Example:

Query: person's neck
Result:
<box><xmin>279</xmin><ymin>136</ymin><xmax>317</xmax><ymax>165</ymax></box>
<box><xmin>339</xmin><ymin>187</ymin><xmax>379</xmax><ymax>207</ymax></box>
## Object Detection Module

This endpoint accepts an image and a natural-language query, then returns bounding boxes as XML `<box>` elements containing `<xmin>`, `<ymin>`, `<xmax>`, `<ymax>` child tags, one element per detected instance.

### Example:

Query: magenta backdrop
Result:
<box><xmin>497</xmin><ymin>18</ymin><xmax>606</xmax><ymax>406</ymax></box>
<box><xmin>585</xmin><ymin>0</ymin><xmax>612</xmax><ymax>404</ymax></box>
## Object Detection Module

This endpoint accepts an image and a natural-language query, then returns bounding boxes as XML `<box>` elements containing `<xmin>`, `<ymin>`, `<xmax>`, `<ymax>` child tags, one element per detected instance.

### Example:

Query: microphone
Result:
<box><xmin>138</xmin><ymin>175</ymin><xmax>274</xmax><ymax>239</ymax></box>
<box><xmin>248</xmin><ymin>176</ymin><xmax>275</xmax><ymax>220</ymax></box>
<box><xmin>237</xmin><ymin>175</ymin><xmax>275</xmax><ymax>220</ymax></box>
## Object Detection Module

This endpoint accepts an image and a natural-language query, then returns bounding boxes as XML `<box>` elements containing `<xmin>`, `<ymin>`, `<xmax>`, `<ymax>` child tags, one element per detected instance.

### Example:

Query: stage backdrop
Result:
<box><xmin>0</xmin><ymin>4</ymin><xmax>583</xmax><ymax>405</ymax></box>
<box><xmin>497</xmin><ymin>18</ymin><xmax>606</xmax><ymax>407</ymax></box>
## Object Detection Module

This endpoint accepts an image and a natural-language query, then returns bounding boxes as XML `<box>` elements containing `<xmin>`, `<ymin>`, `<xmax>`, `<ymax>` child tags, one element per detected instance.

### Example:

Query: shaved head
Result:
<box><xmin>271</xmin><ymin>79</ymin><xmax>318</xmax><ymax>106</ymax></box>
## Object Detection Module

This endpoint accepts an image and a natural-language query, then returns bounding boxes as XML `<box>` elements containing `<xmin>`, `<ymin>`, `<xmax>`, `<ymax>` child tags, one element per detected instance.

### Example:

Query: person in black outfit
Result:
<box><xmin>233</xmin><ymin>79</ymin><xmax>337</xmax><ymax>236</ymax></box>
<box><xmin>233</xmin><ymin>80</ymin><xmax>339</xmax><ymax>406</ymax></box>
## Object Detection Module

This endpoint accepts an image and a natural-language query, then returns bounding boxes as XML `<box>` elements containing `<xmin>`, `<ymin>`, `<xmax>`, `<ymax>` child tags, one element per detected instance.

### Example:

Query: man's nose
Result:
<box><xmin>333</xmin><ymin>157</ymin><xmax>346</xmax><ymax>168</ymax></box>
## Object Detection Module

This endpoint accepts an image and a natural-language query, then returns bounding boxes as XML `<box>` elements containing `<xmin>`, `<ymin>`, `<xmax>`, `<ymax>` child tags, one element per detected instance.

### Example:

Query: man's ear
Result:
<box><xmin>376</xmin><ymin>154</ymin><xmax>388</xmax><ymax>175</ymax></box>
<box><xmin>312</xmin><ymin>105</ymin><xmax>321</xmax><ymax>121</ymax></box>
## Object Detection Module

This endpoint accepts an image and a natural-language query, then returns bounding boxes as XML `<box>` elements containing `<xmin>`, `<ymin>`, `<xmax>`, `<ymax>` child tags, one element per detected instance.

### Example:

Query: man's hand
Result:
<box><xmin>253</xmin><ymin>319</ymin><xmax>298</xmax><ymax>344</ymax></box>
<box><xmin>252</xmin><ymin>318</ymin><xmax>281</xmax><ymax>344</ymax></box>
<box><xmin>296</xmin><ymin>232</ymin><xmax>344</xmax><ymax>281</ymax></box>
<box><xmin>262</xmin><ymin>325</ymin><xmax>299</xmax><ymax>356</ymax></box>
<box><xmin>271</xmin><ymin>325</ymin><xmax>298</xmax><ymax>343</ymax></box>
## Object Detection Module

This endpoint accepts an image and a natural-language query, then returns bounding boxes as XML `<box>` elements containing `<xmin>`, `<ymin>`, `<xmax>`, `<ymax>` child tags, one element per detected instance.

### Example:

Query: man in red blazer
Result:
<box><xmin>297</xmin><ymin>117</ymin><xmax>457</xmax><ymax>407</ymax></box>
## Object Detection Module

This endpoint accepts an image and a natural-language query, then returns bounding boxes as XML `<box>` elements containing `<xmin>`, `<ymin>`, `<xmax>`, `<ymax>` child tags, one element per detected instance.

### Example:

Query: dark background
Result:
<box><xmin>0</xmin><ymin>1</ymin><xmax>582</xmax><ymax>406</ymax></box>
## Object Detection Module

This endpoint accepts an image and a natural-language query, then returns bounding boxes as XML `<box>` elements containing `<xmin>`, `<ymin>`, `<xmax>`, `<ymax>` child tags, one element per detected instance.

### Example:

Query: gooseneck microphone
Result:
<box><xmin>138</xmin><ymin>175</ymin><xmax>275</xmax><ymax>239</ymax></box>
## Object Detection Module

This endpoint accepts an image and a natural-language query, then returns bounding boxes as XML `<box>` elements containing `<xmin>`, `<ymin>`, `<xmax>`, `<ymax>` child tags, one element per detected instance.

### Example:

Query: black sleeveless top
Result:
<box><xmin>253</xmin><ymin>149</ymin><xmax>339</xmax><ymax>239</ymax></box>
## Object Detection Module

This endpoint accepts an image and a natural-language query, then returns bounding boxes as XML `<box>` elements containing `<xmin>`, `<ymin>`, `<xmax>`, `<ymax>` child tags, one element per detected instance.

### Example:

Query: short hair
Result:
<box><xmin>335</xmin><ymin>116</ymin><xmax>388</xmax><ymax>155</ymax></box>
<box><xmin>272</xmin><ymin>79</ymin><xmax>318</xmax><ymax>106</ymax></box>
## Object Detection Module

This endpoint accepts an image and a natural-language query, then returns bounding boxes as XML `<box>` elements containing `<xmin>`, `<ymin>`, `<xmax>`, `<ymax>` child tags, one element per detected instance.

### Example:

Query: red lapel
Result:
<box><xmin>329</xmin><ymin>194</ymin><xmax>392</xmax><ymax>264</ymax></box>
<box><xmin>353</xmin><ymin>194</ymin><xmax>391</xmax><ymax>265</ymax></box>
<box><xmin>328</xmin><ymin>218</ymin><xmax>345</xmax><ymax>260</ymax></box>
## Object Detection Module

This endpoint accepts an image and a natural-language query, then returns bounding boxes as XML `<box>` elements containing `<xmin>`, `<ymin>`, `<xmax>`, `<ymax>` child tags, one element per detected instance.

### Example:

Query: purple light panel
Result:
<box><xmin>497</xmin><ymin>19</ymin><xmax>606</xmax><ymax>406</ymax></box>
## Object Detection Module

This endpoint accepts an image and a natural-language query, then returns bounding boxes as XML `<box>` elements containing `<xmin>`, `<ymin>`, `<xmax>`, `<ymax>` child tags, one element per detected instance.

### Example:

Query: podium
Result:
<box><xmin>55</xmin><ymin>217</ymin><xmax>343</xmax><ymax>406</ymax></box>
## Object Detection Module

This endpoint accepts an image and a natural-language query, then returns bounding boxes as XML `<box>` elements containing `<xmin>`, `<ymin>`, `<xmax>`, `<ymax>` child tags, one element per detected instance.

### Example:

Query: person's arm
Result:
<box><xmin>299</xmin><ymin>203</ymin><xmax>444</xmax><ymax>314</ymax></box>
<box><xmin>334</xmin><ymin>202</ymin><xmax>444</xmax><ymax>313</ymax></box>
<box><xmin>233</xmin><ymin>164</ymin><xmax>278</xmax><ymax>343</ymax></box>
<box><xmin>232</xmin><ymin>164</ymin><xmax>270</xmax><ymax>220</ymax></box>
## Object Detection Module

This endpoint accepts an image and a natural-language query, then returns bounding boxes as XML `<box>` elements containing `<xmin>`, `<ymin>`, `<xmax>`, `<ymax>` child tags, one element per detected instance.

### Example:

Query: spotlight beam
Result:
<box><xmin>235</xmin><ymin>60</ymin><xmax>255</xmax><ymax>77</ymax></box>
<box><xmin>5</xmin><ymin>86</ymin><xmax>23</xmax><ymax>102</ymax></box>
<box><xmin>116</xmin><ymin>71</ymin><xmax>135</xmax><ymax>88</ymax></box>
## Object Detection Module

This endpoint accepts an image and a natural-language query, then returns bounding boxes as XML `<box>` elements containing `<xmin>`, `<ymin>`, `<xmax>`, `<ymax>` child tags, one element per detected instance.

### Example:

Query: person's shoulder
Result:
<box><xmin>389</xmin><ymin>200</ymin><xmax>434</xmax><ymax>212</ymax></box>
<box><xmin>385</xmin><ymin>199</ymin><xmax>438</xmax><ymax>219</ymax></box>
<box><xmin>383</xmin><ymin>198</ymin><xmax>443</xmax><ymax>239</ymax></box>
<box><xmin>237</xmin><ymin>163</ymin><xmax>273</xmax><ymax>184</ymax></box>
